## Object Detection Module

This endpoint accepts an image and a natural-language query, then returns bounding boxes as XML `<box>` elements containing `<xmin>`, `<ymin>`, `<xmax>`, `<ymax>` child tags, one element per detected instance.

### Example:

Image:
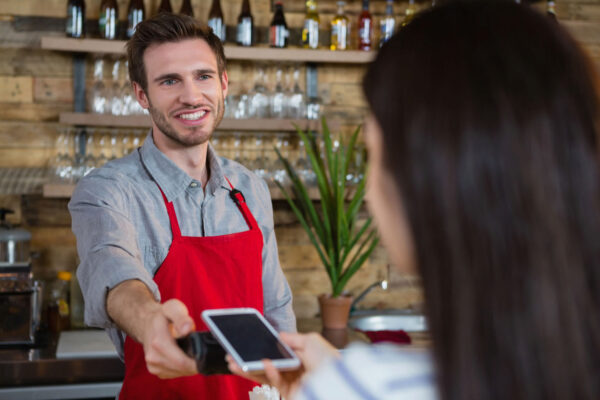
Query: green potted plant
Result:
<box><xmin>275</xmin><ymin>118</ymin><xmax>379</xmax><ymax>329</ymax></box>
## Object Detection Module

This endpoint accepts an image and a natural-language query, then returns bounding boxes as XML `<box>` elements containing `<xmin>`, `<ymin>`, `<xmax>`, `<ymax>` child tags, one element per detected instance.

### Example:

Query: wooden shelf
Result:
<box><xmin>41</xmin><ymin>37</ymin><xmax>375</xmax><ymax>64</ymax></box>
<box><xmin>43</xmin><ymin>183</ymin><xmax>77</xmax><ymax>198</ymax></box>
<box><xmin>60</xmin><ymin>113</ymin><xmax>150</xmax><ymax>127</ymax></box>
<box><xmin>59</xmin><ymin>112</ymin><xmax>335</xmax><ymax>132</ymax></box>
<box><xmin>43</xmin><ymin>183</ymin><xmax>319</xmax><ymax>200</ymax></box>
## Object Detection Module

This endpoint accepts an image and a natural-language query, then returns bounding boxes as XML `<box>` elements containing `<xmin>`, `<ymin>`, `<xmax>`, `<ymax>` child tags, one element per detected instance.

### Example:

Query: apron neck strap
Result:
<box><xmin>156</xmin><ymin>186</ymin><xmax>182</xmax><ymax>238</ymax></box>
<box><xmin>224</xmin><ymin>177</ymin><xmax>260</xmax><ymax>231</ymax></box>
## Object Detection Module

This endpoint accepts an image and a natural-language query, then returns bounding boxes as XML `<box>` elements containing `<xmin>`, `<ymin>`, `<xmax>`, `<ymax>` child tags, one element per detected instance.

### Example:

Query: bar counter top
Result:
<box><xmin>0</xmin><ymin>318</ymin><xmax>366</xmax><ymax>389</ymax></box>
<box><xmin>0</xmin><ymin>331</ymin><xmax>124</xmax><ymax>388</ymax></box>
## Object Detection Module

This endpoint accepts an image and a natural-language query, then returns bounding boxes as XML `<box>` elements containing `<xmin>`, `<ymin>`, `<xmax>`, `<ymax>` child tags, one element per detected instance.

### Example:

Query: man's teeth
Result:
<box><xmin>179</xmin><ymin>110</ymin><xmax>207</xmax><ymax>120</ymax></box>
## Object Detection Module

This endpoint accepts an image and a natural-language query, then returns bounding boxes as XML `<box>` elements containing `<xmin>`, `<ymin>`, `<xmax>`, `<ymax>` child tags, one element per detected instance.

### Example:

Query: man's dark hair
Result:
<box><xmin>364</xmin><ymin>1</ymin><xmax>600</xmax><ymax>400</ymax></box>
<box><xmin>126</xmin><ymin>13</ymin><xmax>226</xmax><ymax>93</ymax></box>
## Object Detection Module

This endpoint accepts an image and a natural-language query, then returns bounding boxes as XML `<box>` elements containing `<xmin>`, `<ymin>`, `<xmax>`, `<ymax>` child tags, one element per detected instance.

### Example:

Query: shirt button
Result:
<box><xmin>190</xmin><ymin>182</ymin><xmax>198</xmax><ymax>188</ymax></box>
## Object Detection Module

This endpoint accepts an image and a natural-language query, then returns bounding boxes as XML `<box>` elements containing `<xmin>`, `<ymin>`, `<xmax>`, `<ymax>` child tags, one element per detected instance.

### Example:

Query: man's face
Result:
<box><xmin>133</xmin><ymin>39</ymin><xmax>228</xmax><ymax>147</ymax></box>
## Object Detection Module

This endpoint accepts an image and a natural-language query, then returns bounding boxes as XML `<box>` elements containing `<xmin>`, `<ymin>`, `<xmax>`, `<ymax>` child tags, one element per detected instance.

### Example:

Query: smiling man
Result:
<box><xmin>68</xmin><ymin>14</ymin><xmax>296</xmax><ymax>400</ymax></box>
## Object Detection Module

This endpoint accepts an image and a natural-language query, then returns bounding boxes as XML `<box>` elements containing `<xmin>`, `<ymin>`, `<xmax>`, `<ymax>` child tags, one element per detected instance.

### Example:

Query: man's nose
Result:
<box><xmin>178</xmin><ymin>80</ymin><xmax>203</xmax><ymax>106</ymax></box>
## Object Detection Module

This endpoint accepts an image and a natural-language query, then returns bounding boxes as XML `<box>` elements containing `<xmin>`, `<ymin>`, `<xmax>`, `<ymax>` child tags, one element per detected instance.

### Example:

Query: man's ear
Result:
<box><xmin>220</xmin><ymin>70</ymin><xmax>229</xmax><ymax>98</ymax></box>
<box><xmin>132</xmin><ymin>81</ymin><xmax>150</xmax><ymax>109</ymax></box>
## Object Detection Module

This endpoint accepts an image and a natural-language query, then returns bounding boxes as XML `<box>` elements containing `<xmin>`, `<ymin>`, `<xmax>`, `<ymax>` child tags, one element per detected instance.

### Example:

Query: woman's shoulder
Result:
<box><xmin>294</xmin><ymin>343</ymin><xmax>438</xmax><ymax>400</ymax></box>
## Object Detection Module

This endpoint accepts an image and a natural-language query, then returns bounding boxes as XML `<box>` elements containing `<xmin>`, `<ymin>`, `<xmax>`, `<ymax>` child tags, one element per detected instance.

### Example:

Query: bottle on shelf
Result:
<box><xmin>330</xmin><ymin>1</ymin><xmax>349</xmax><ymax>51</ymax></box>
<box><xmin>180</xmin><ymin>0</ymin><xmax>194</xmax><ymax>17</ymax></box>
<box><xmin>236</xmin><ymin>0</ymin><xmax>254</xmax><ymax>47</ymax></box>
<box><xmin>547</xmin><ymin>0</ymin><xmax>557</xmax><ymax>19</ymax></box>
<box><xmin>208</xmin><ymin>0</ymin><xmax>225</xmax><ymax>42</ymax></box>
<box><xmin>357</xmin><ymin>0</ymin><xmax>372</xmax><ymax>51</ymax></box>
<box><xmin>66</xmin><ymin>0</ymin><xmax>85</xmax><ymax>38</ymax></box>
<box><xmin>379</xmin><ymin>0</ymin><xmax>395</xmax><ymax>47</ymax></box>
<box><xmin>270</xmin><ymin>1</ymin><xmax>289</xmax><ymax>48</ymax></box>
<box><xmin>157</xmin><ymin>0</ymin><xmax>172</xmax><ymax>14</ymax></box>
<box><xmin>47</xmin><ymin>270</ymin><xmax>72</xmax><ymax>333</ymax></box>
<box><xmin>127</xmin><ymin>0</ymin><xmax>145</xmax><ymax>39</ymax></box>
<box><xmin>99</xmin><ymin>0</ymin><xmax>118</xmax><ymax>40</ymax></box>
<box><xmin>302</xmin><ymin>0</ymin><xmax>320</xmax><ymax>49</ymax></box>
<box><xmin>403</xmin><ymin>0</ymin><xmax>417</xmax><ymax>27</ymax></box>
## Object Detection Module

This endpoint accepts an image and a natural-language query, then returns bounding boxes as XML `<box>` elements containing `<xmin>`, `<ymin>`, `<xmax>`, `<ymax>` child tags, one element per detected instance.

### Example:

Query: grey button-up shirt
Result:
<box><xmin>69</xmin><ymin>133</ymin><xmax>296</xmax><ymax>356</ymax></box>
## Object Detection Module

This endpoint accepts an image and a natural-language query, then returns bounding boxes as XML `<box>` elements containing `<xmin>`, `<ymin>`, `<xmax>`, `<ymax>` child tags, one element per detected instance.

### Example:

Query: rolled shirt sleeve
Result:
<box><xmin>69</xmin><ymin>173</ymin><xmax>161</xmax><ymax>330</ymax></box>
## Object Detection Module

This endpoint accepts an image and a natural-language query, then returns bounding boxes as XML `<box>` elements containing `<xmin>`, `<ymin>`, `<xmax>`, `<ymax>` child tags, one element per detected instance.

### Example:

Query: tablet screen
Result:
<box><xmin>209</xmin><ymin>313</ymin><xmax>294</xmax><ymax>362</ymax></box>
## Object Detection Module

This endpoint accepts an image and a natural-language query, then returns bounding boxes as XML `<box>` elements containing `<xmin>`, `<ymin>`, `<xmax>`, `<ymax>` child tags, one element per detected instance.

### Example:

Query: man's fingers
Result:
<box><xmin>146</xmin><ymin>344</ymin><xmax>197</xmax><ymax>378</ymax></box>
<box><xmin>162</xmin><ymin>299</ymin><xmax>195</xmax><ymax>337</ymax></box>
<box><xmin>144</xmin><ymin>325</ymin><xmax>198</xmax><ymax>378</ymax></box>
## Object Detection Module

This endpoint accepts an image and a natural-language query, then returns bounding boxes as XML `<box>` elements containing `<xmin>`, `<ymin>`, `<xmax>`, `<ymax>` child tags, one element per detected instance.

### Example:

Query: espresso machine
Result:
<box><xmin>0</xmin><ymin>208</ymin><xmax>42</xmax><ymax>346</ymax></box>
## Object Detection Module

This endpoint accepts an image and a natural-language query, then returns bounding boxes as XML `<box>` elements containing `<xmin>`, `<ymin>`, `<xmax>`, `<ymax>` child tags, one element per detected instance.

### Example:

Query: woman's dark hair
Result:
<box><xmin>126</xmin><ymin>13</ymin><xmax>226</xmax><ymax>93</ymax></box>
<box><xmin>364</xmin><ymin>2</ymin><xmax>600</xmax><ymax>399</ymax></box>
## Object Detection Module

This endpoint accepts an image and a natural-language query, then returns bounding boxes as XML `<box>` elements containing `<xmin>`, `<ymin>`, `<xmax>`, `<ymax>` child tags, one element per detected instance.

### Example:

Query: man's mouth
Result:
<box><xmin>176</xmin><ymin>110</ymin><xmax>208</xmax><ymax>121</ymax></box>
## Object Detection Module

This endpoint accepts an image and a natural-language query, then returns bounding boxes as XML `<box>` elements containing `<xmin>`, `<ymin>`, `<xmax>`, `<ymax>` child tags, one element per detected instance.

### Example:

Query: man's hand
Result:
<box><xmin>140</xmin><ymin>299</ymin><xmax>198</xmax><ymax>378</ymax></box>
<box><xmin>106</xmin><ymin>280</ymin><xmax>198</xmax><ymax>379</ymax></box>
<box><xmin>227</xmin><ymin>332</ymin><xmax>340</xmax><ymax>399</ymax></box>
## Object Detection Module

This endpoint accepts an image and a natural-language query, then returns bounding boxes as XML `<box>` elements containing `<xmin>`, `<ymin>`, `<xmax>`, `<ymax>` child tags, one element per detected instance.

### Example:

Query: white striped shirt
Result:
<box><xmin>294</xmin><ymin>343</ymin><xmax>437</xmax><ymax>400</ymax></box>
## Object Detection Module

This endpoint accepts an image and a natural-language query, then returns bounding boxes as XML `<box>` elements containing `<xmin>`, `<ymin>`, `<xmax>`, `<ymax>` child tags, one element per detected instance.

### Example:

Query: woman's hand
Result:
<box><xmin>227</xmin><ymin>332</ymin><xmax>340</xmax><ymax>399</ymax></box>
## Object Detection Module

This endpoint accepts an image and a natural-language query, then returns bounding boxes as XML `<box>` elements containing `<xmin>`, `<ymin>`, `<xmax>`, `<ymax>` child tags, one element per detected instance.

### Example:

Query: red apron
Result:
<box><xmin>119</xmin><ymin>179</ymin><xmax>263</xmax><ymax>399</ymax></box>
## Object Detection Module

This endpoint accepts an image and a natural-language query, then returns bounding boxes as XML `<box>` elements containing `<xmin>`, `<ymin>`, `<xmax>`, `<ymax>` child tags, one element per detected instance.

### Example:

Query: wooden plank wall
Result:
<box><xmin>0</xmin><ymin>0</ymin><xmax>599</xmax><ymax>319</ymax></box>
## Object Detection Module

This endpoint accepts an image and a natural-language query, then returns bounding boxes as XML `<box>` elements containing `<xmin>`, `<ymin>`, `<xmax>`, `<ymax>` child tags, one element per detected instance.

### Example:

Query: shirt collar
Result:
<box><xmin>139</xmin><ymin>130</ymin><xmax>226</xmax><ymax>202</ymax></box>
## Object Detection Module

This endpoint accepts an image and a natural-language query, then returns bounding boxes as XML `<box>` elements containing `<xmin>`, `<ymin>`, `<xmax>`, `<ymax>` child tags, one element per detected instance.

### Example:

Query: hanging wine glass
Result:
<box><xmin>96</xmin><ymin>130</ymin><xmax>110</xmax><ymax>167</ymax></box>
<box><xmin>287</xmin><ymin>65</ymin><xmax>306</xmax><ymax>119</ymax></box>
<box><xmin>50</xmin><ymin>127</ymin><xmax>74</xmax><ymax>183</ymax></box>
<box><xmin>88</xmin><ymin>57</ymin><xmax>108</xmax><ymax>114</ymax></box>
<box><xmin>108</xmin><ymin>58</ymin><xmax>124</xmax><ymax>116</ymax></box>
<box><xmin>248</xmin><ymin>63</ymin><xmax>270</xmax><ymax>118</ymax></box>
<box><xmin>269</xmin><ymin>64</ymin><xmax>287</xmax><ymax>119</ymax></box>
<box><xmin>83</xmin><ymin>131</ymin><xmax>97</xmax><ymax>176</ymax></box>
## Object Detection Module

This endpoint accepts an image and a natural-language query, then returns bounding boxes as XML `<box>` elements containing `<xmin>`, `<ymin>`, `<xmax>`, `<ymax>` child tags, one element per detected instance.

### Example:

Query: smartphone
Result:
<box><xmin>201</xmin><ymin>308</ymin><xmax>301</xmax><ymax>372</ymax></box>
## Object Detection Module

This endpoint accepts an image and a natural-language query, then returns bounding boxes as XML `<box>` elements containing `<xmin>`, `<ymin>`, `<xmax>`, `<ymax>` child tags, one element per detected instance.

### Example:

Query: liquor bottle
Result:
<box><xmin>180</xmin><ymin>0</ymin><xmax>194</xmax><ymax>17</ymax></box>
<box><xmin>66</xmin><ymin>0</ymin><xmax>85</xmax><ymax>38</ymax></box>
<box><xmin>270</xmin><ymin>1</ymin><xmax>288</xmax><ymax>48</ymax></box>
<box><xmin>330</xmin><ymin>1</ymin><xmax>348</xmax><ymax>51</ymax></box>
<box><xmin>358</xmin><ymin>0</ymin><xmax>372</xmax><ymax>51</ymax></box>
<box><xmin>379</xmin><ymin>0</ymin><xmax>395</xmax><ymax>47</ymax></box>
<box><xmin>47</xmin><ymin>271</ymin><xmax>72</xmax><ymax>333</ymax></box>
<box><xmin>302</xmin><ymin>0</ymin><xmax>319</xmax><ymax>49</ymax></box>
<box><xmin>208</xmin><ymin>0</ymin><xmax>225</xmax><ymax>42</ymax></box>
<box><xmin>402</xmin><ymin>0</ymin><xmax>417</xmax><ymax>27</ymax></box>
<box><xmin>547</xmin><ymin>0</ymin><xmax>557</xmax><ymax>20</ymax></box>
<box><xmin>157</xmin><ymin>0</ymin><xmax>172</xmax><ymax>14</ymax></box>
<box><xmin>236</xmin><ymin>0</ymin><xmax>254</xmax><ymax>47</ymax></box>
<box><xmin>99</xmin><ymin>0</ymin><xmax>118</xmax><ymax>40</ymax></box>
<box><xmin>127</xmin><ymin>0</ymin><xmax>144</xmax><ymax>39</ymax></box>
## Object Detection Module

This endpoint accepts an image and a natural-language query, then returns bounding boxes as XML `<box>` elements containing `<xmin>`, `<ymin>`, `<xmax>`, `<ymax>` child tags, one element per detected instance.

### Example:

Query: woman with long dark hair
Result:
<box><xmin>230</xmin><ymin>1</ymin><xmax>600</xmax><ymax>399</ymax></box>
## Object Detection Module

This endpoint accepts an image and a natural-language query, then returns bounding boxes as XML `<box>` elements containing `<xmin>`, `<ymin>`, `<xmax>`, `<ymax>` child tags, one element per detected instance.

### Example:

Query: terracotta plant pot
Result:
<box><xmin>318</xmin><ymin>293</ymin><xmax>353</xmax><ymax>330</ymax></box>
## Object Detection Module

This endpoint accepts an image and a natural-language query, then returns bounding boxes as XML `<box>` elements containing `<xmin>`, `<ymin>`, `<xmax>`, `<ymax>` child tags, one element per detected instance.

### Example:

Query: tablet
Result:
<box><xmin>201</xmin><ymin>308</ymin><xmax>301</xmax><ymax>372</ymax></box>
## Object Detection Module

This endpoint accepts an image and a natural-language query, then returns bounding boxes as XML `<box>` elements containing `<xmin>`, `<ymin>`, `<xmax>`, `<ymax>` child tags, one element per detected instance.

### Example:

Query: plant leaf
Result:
<box><xmin>340</xmin><ymin>217</ymin><xmax>373</xmax><ymax>268</ymax></box>
<box><xmin>346</xmin><ymin>172</ymin><xmax>367</xmax><ymax>225</ymax></box>
<box><xmin>274</xmin><ymin>146</ymin><xmax>327</xmax><ymax>245</ymax></box>
<box><xmin>336</xmin><ymin>232</ymin><xmax>380</xmax><ymax>296</ymax></box>
<box><xmin>295</xmin><ymin>126</ymin><xmax>333</xmax><ymax>252</ymax></box>
<box><xmin>343</xmin><ymin>125</ymin><xmax>361</xmax><ymax>184</ymax></box>
<box><xmin>274</xmin><ymin>180</ymin><xmax>335</xmax><ymax>284</ymax></box>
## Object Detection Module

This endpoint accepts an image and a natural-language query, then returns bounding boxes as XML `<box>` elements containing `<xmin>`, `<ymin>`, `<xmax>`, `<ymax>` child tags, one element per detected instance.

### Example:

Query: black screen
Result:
<box><xmin>210</xmin><ymin>313</ymin><xmax>294</xmax><ymax>362</ymax></box>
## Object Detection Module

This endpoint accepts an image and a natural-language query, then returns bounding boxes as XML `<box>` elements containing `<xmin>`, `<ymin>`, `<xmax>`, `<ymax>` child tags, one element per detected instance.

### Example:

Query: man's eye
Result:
<box><xmin>198</xmin><ymin>74</ymin><xmax>211</xmax><ymax>80</ymax></box>
<box><xmin>162</xmin><ymin>79</ymin><xmax>177</xmax><ymax>86</ymax></box>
